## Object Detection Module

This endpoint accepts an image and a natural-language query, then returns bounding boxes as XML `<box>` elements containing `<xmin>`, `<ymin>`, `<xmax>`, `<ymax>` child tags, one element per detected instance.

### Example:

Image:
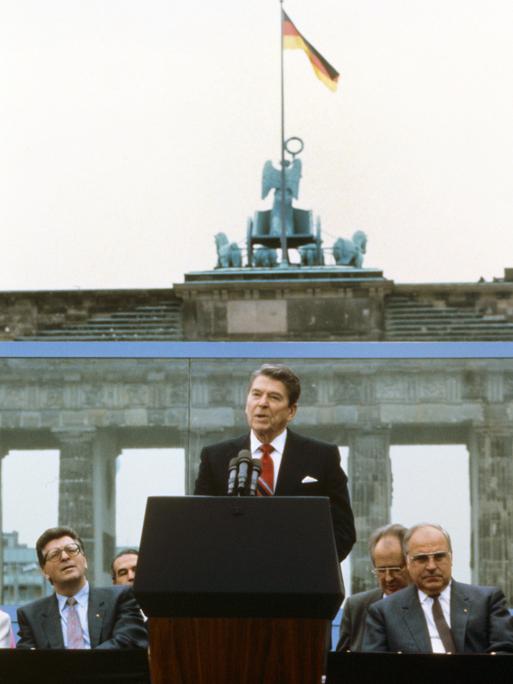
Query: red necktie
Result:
<box><xmin>257</xmin><ymin>444</ymin><xmax>274</xmax><ymax>496</ymax></box>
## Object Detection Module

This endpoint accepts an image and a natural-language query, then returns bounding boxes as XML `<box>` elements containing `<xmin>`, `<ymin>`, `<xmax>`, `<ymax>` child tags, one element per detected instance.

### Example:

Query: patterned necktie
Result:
<box><xmin>257</xmin><ymin>444</ymin><xmax>274</xmax><ymax>496</ymax></box>
<box><xmin>431</xmin><ymin>594</ymin><xmax>456</xmax><ymax>653</ymax></box>
<box><xmin>66</xmin><ymin>597</ymin><xmax>85</xmax><ymax>649</ymax></box>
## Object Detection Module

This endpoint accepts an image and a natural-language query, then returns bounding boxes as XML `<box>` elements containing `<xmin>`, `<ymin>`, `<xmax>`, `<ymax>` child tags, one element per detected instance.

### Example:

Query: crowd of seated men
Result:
<box><xmin>1</xmin><ymin>521</ymin><xmax>513</xmax><ymax>654</ymax></box>
<box><xmin>338</xmin><ymin>522</ymin><xmax>513</xmax><ymax>654</ymax></box>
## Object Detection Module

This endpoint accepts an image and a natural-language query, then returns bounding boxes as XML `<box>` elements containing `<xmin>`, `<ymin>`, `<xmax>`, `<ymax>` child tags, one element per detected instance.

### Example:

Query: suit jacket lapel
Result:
<box><xmin>41</xmin><ymin>596</ymin><xmax>65</xmax><ymax>649</ymax></box>
<box><xmin>450</xmin><ymin>581</ymin><xmax>469</xmax><ymax>653</ymax></box>
<box><xmin>274</xmin><ymin>430</ymin><xmax>303</xmax><ymax>494</ymax></box>
<box><xmin>400</xmin><ymin>587</ymin><xmax>432</xmax><ymax>652</ymax></box>
<box><xmin>88</xmin><ymin>590</ymin><xmax>104</xmax><ymax>648</ymax></box>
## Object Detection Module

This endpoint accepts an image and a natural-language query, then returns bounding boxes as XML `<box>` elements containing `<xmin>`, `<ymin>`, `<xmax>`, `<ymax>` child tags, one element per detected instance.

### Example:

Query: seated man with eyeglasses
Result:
<box><xmin>337</xmin><ymin>523</ymin><xmax>410</xmax><ymax>651</ymax></box>
<box><xmin>362</xmin><ymin>523</ymin><xmax>513</xmax><ymax>654</ymax></box>
<box><xmin>16</xmin><ymin>526</ymin><xmax>148</xmax><ymax>650</ymax></box>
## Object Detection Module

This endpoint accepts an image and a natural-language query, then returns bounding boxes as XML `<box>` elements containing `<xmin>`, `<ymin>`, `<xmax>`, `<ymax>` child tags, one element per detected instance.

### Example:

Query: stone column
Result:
<box><xmin>468</xmin><ymin>426</ymin><xmax>513</xmax><ymax>602</ymax></box>
<box><xmin>348</xmin><ymin>429</ymin><xmax>392</xmax><ymax>593</ymax></box>
<box><xmin>54</xmin><ymin>429</ymin><xmax>96</xmax><ymax>579</ymax></box>
<box><xmin>91</xmin><ymin>430</ymin><xmax>119</xmax><ymax>586</ymax></box>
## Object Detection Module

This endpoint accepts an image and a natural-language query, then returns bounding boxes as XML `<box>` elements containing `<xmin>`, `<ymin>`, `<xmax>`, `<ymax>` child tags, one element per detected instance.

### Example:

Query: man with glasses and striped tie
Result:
<box><xmin>194</xmin><ymin>363</ymin><xmax>356</xmax><ymax>563</ymax></box>
<box><xmin>362</xmin><ymin>523</ymin><xmax>513</xmax><ymax>653</ymax></box>
<box><xmin>16</xmin><ymin>526</ymin><xmax>148</xmax><ymax>650</ymax></box>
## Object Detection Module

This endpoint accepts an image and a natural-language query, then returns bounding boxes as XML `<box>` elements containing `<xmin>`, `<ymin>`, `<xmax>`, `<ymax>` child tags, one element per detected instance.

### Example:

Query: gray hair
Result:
<box><xmin>368</xmin><ymin>523</ymin><xmax>407</xmax><ymax>565</ymax></box>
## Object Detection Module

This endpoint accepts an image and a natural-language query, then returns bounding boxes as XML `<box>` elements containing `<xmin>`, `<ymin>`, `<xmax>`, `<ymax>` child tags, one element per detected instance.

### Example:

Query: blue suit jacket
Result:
<box><xmin>16</xmin><ymin>586</ymin><xmax>147</xmax><ymax>650</ymax></box>
<box><xmin>194</xmin><ymin>429</ymin><xmax>356</xmax><ymax>562</ymax></box>
<box><xmin>362</xmin><ymin>580</ymin><xmax>513</xmax><ymax>653</ymax></box>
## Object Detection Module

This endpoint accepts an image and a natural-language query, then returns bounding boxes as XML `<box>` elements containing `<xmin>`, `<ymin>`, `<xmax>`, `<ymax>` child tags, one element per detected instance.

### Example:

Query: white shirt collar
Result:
<box><xmin>418</xmin><ymin>580</ymin><xmax>452</xmax><ymax>606</ymax></box>
<box><xmin>250</xmin><ymin>428</ymin><xmax>287</xmax><ymax>456</ymax></box>
<box><xmin>56</xmin><ymin>580</ymin><xmax>89</xmax><ymax>614</ymax></box>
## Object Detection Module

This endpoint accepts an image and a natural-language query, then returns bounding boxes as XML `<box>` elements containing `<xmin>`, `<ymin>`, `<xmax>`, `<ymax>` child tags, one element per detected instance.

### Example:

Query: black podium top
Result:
<box><xmin>135</xmin><ymin>496</ymin><xmax>343</xmax><ymax>619</ymax></box>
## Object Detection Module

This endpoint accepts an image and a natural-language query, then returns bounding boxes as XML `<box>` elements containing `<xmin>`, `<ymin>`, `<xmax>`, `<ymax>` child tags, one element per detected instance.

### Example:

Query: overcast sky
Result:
<box><xmin>1</xmin><ymin>0</ymin><xmax>513</xmax><ymax>291</ymax></box>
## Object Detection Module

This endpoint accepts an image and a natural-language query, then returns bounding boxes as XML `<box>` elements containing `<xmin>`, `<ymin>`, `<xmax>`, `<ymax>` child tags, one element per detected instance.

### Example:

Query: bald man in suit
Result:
<box><xmin>363</xmin><ymin>523</ymin><xmax>513</xmax><ymax>654</ymax></box>
<box><xmin>337</xmin><ymin>524</ymin><xmax>409</xmax><ymax>651</ymax></box>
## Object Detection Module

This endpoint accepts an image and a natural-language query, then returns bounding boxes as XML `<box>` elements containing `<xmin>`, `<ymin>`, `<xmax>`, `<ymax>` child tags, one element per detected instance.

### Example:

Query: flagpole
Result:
<box><xmin>279</xmin><ymin>0</ymin><xmax>289</xmax><ymax>266</ymax></box>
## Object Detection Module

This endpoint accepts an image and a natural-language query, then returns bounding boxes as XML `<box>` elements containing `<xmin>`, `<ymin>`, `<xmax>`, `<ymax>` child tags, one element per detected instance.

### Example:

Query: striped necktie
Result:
<box><xmin>257</xmin><ymin>444</ymin><xmax>274</xmax><ymax>496</ymax></box>
<box><xmin>66</xmin><ymin>597</ymin><xmax>85</xmax><ymax>649</ymax></box>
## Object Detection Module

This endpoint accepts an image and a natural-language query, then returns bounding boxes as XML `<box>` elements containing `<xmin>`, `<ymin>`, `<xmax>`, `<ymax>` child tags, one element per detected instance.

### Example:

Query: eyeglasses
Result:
<box><xmin>372</xmin><ymin>566</ymin><xmax>405</xmax><ymax>578</ymax></box>
<box><xmin>409</xmin><ymin>552</ymin><xmax>451</xmax><ymax>564</ymax></box>
<box><xmin>44</xmin><ymin>543</ymin><xmax>82</xmax><ymax>563</ymax></box>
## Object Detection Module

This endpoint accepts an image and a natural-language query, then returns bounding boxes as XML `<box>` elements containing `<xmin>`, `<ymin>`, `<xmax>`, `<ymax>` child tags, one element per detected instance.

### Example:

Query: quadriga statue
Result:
<box><xmin>332</xmin><ymin>230</ymin><xmax>367</xmax><ymax>268</ymax></box>
<box><xmin>214</xmin><ymin>233</ymin><xmax>242</xmax><ymax>268</ymax></box>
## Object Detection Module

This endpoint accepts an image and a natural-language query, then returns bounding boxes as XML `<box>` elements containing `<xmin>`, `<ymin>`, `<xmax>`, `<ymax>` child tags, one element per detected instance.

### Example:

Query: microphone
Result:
<box><xmin>249</xmin><ymin>458</ymin><xmax>262</xmax><ymax>496</ymax></box>
<box><xmin>227</xmin><ymin>457</ymin><xmax>238</xmax><ymax>495</ymax></box>
<box><xmin>236</xmin><ymin>449</ymin><xmax>252</xmax><ymax>496</ymax></box>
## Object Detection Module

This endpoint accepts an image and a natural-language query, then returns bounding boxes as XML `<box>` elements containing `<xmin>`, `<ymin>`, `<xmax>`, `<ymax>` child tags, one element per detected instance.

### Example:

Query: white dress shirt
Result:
<box><xmin>56</xmin><ymin>581</ymin><xmax>91</xmax><ymax>649</ymax></box>
<box><xmin>418</xmin><ymin>583</ymin><xmax>452</xmax><ymax>654</ymax></box>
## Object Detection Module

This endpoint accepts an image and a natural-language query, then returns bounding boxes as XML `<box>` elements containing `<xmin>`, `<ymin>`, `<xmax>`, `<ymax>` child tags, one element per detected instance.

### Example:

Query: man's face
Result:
<box><xmin>42</xmin><ymin>535</ymin><xmax>87</xmax><ymax>594</ymax></box>
<box><xmin>112</xmin><ymin>553</ymin><xmax>138</xmax><ymax>585</ymax></box>
<box><xmin>406</xmin><ymin>526</ymin><xmax>452</xmax><ymax>596</ymax></box>
<box><xmin>245</xmin><ymin>374</ymin><xmax>297</xmax><ymax>443</ymax></box>
<box><xmin>372</xmin><ymin>536</ymin><xmax>409</xmax><ymax>595</ymax></box>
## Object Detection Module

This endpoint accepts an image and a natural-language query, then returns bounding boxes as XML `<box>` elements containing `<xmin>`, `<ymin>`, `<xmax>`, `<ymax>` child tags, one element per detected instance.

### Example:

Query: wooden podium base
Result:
<box><xmin>148</xmin><ymin>617</ymin><xmax>330</xmax><ymax>684</ymax></box>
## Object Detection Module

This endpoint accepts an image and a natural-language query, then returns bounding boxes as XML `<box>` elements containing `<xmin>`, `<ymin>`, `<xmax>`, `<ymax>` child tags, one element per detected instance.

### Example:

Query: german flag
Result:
<box><xmin>282</xmin><ymin>11</ymin><xmax>339</xmax><ymax>92</ymax></box>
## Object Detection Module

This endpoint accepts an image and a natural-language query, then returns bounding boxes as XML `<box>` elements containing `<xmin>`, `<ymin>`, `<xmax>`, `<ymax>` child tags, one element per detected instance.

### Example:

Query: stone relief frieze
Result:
<box><xmin>1</xmin><ymin>385</ymin><xmax>28</xmax><ymax>409</ymax></box>
<box><xmin>415</xmin><ymin>375</ymin><xmax>450</xmax><ymax>401</ymax></box>
<box><xmin>374</xmin><ymin>375</ymin><xmax>407</xmax><ymax>401</ymax></box>
<box><xmin>208</xmin><ymin>383</ymin><xmax>235</xmax><ymax>406</ymax></box>
<box><xmin>329</xmin><ymin>377</ymin><xmax>361</xmax><ymax>403</ymax></box>
<box><xmin>462</xmin><ymin>371</ymin><xmax>484</xmax><ymax>400</ymax></box>
<box><xmin>503</xmin><ymin>373</ymin><xmax>513</xmax><ymax>400</ymax></box>
<box><xmin>299</xmin><ymin>381</ymin><xmax>319</xmax><ymax>405</ymax></box>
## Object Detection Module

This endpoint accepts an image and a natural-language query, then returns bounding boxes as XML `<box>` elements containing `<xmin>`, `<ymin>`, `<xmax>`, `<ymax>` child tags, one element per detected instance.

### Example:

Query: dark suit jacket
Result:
<box><xmin>337</xmin><ymin>588</ymin><xmax>382</xmax><ymax>652</ymax></box>
<box><xmin>194</xmin><ymin>429</ymin><xmax>356</xmax><ymax>562</ymax></box>
<box><xmin>16</xmin><ymin>585</ymin><xmax>148</xmax><ymax>650</ymax></box>
<box><xmin>362</xmin><ymin>580</ymin><xmax>513</xmax><ymax>654</ymax></box>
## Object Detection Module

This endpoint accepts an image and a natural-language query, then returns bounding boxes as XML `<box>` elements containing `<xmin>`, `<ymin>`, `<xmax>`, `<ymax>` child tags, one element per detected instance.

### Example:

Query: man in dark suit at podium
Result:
<box><xmin>194</xmin><ymin>363</ymin><xmax>356</xmax><ymax>562</ymax></box>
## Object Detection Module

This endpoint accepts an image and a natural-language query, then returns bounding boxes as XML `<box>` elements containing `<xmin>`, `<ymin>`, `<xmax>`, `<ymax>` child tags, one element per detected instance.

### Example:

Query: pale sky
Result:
<box><xmin>2</xmin><ymin>0</ymin><xmax>513</xmax><ymax>291</ymax></box>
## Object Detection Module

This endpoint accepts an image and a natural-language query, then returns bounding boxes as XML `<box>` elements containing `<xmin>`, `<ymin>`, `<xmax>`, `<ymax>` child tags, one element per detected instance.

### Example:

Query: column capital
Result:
<box><xmin>52</xmin><ymin>428</ymin><xmax>96</xmax><ymax>445</ymax></box>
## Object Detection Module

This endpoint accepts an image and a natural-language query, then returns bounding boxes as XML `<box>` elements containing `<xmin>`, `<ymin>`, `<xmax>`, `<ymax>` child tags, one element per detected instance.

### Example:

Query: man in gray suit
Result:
<box><xmin>363</xmin><ymin>523</ymin><xmax>513</xmax><ymax>653</ymax></box>
<box><xmin>337</xmin><ymin>523</ymin><xmax>410</xmax><ymax>651</ymax></box>
<box><xmin>17</xmin><ymin>526</ymin><xmax>147</xmax><ymax>649</ymax></box>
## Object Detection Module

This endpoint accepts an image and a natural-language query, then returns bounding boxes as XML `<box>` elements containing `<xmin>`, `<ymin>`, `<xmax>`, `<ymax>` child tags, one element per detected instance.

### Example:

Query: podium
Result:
<box><xmin>134</xmin><ymin>496</ymin><xmax>344</xmax><ymax>684</ymax></box>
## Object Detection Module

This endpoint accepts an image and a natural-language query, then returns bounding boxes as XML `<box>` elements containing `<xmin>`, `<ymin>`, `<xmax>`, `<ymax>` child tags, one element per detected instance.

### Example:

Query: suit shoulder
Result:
<box><xmin>202</xmin><ymin>435</ymin><xmax>247</xmax><ymax>455</ymax></box>
<box><xmin>90</xmin><ymin>585</ymin><xmax>132</xmax><ymax>602</ymax></box>
<box><xmin>371</xmin><ymin>585</ymin><xmax>415</xmax><ymax>611</ymax></box>
<box><xmin>17</xmin><ymin>594</ymin><xmax>55</xmax><ymax>616</ymax></box>
<box><xmin>452</xmin><ymin>580</ymin><xmax>503</xmax><ymax>598</ymax></box>
<box><xmin>345</xmin><ymin>589</ymin><xmax>382</xmax><ymax>608</ymax></box>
